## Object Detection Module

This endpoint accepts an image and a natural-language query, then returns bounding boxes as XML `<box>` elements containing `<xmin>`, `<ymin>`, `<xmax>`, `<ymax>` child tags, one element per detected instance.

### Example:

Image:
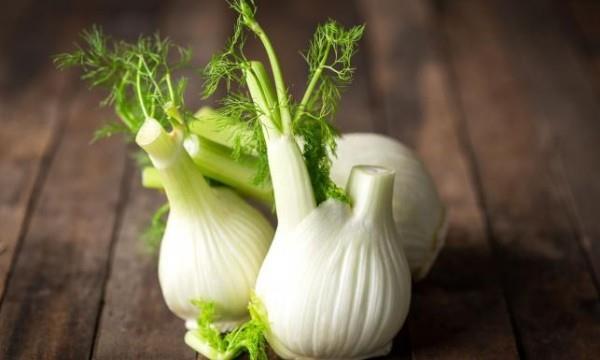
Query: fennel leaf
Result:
<box><xmin>54</xmin><ymin>25</ymin><xmax>193</xmax><ymax>137</ymax></box>
<box><xmin>294</xmin><ymin>21</ymin><xmax>364</xmax><ymax>203</ymax></box>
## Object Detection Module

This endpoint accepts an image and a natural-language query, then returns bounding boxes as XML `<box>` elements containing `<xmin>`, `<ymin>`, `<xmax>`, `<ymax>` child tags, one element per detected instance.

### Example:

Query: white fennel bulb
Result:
<box><xmin>256</xmin><ymin>155</ymin><xmax>411</xmax><ymax>359</ymax></box>
<box><xmin>331</xmin><ymin>133</ymin><xmax>447</xmax><ymax>281</ymax></box>
<box><xmin>136</xmin><ymin>118</ymin><xmax>274</xmax><ymax>331</ymax></box>
<box><xmin>240</xmin><ymin>51</ymin><xmax>412</xmax><ymax>358</ymax></box>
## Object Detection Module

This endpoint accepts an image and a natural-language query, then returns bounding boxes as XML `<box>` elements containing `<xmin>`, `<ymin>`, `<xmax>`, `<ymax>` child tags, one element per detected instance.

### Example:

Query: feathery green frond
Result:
<box><xmin>201</xmin><ymin>1</ymin><xmax>254</xmax><ymax>98</ymax></box>
<box><xmin>289</xmin><ymin>21</ymin><xmax>364</xmax><ymax>204</ymax></box>
<box><xmin>293</xmin><ymin>110</ymin><xmax>348</xmax><ymax>204</ymax></box>
<box><xmin>295</xmin><ymin>21</ymin><xmax>364</xmax><ymax>125</ymax></box>
<box><xmin>54</xmin><ymin>26</ymin><xmax>193</xmax><ymax>140</ymax></box>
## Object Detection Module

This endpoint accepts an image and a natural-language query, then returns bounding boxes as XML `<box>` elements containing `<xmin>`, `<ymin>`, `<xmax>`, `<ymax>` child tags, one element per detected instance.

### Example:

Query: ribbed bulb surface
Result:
<box><xmin>331</xmin><ymin>133</ymin><xmax>447</xmax><ymax>281</ymax></box>
<box><xmin>136</xmin><ymin>118</ymin><xmax>274</xmax><ymax>331</ymax></box>
<box><xmin>256</xmin><ymin>165</ymin><xmax>411</xmax><ymax>359</ymax></box>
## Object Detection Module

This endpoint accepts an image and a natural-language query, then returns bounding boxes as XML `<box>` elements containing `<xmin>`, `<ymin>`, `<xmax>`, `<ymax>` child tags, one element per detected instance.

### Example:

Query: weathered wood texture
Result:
<box><xmin>0</xmin><ymin>0</ymin><xmax>81</xmax><ymax>308</ymax></box>
<box><xmin>494</xmin><ymin>0</ymin><xmax>600</xmax><ymax>288</ymax></box>
<box><xmin>439</xmin><ymin>0</ymin><xmax>600</xmax><ymax>358</ymax></box>
<box><xmin>567</xmin><ymin>0</ymin><xmax>600</xmax><ymax>90</ymax></box>
<box><xmin>1</xmin><ymin>0</ymin><xmax>600</xmax><ymax>358</ymax></box>
<box><xmin>550</xmin><ymin>0</ymin><xmax>600</xmax><ymax>288</ymax></box>
<box><xmin>0</xmin><ymin>74</ymin><xmax>66</xmax><ymax>303</ymax></box>
<box><xmin>0</xmin><ymin>86</ymin><xmax>128</xmax><ymax>359</ymax></box>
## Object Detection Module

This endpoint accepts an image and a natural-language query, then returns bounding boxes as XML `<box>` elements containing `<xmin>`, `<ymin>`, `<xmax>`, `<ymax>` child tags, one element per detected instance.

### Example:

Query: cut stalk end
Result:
<box><xmin>347</xmin><ymin>165</ymin><xmax>395</xmax><ymax>222</ymax></box>
<box><xmin>136</xmin><ymin>118</ymin><xmax>181</xmax><ymax>168</ymax></box>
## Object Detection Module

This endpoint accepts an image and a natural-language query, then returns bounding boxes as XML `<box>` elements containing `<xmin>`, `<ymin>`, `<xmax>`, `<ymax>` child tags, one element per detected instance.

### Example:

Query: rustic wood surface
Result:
<box><xmin>0</xmin><ymin>0</ymin><xmax>599</xmax><ymax>359</ymax></box>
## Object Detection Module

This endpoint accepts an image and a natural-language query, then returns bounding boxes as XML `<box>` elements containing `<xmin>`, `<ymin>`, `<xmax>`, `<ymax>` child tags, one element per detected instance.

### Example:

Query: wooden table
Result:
<box><xmin>1</xmin><ymin>0</ymin><xmax>599</xmax><ymax>358</ymax></box>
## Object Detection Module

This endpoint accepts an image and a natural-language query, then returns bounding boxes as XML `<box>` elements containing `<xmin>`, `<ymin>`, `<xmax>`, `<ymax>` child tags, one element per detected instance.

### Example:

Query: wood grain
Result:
<box><xmin>515</xmin><ymin>0</ymin><xmax>600</xmax><ymax>290</ymax></box>
<box><xmin>566</xmin><ymin>0</ymin><xmax>600</xmax><ymax>92</ymax></box>
<box><xmin>357</xmin><ymin>0</ymin><xmax>519</xmax><ymax>358</ymax></box>
<box><xmin>0</xmin><ymin>85</ymin><xmax>127</xmax><ymax>359</ymax></box>
<box><xmin>0</xmin><ymin>0</ymin><xmax>79</xmax><ymax>304</ymax></box>
<box><xmin>0</xmin><ymin>73</ymin><xmax>66</xmax><ymax>305</ymax></box>
<box><xmin>440</xmin><ymin>0</ymin><xmax>600</xmax><ymax>357</ymax></box>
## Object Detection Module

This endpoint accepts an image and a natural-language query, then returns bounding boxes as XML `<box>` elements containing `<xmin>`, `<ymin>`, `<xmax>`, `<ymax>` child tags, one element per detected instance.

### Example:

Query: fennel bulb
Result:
<box><xmin>256</xmin><ymin>161</ymin><xmax>411</xmax><ymax>359</ymax></box>
<box><xmin>136</xmin><ymin>118</ymin><xmax>274</xmax><ymax>331</ymax></box>
<box><xmin>331</xmin><ymin>133</ymin><xmax>447</xmax><ymax>280</ymax></box>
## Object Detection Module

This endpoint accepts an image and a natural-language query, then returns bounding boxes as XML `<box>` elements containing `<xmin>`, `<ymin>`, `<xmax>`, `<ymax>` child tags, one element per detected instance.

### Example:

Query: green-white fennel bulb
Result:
<box><xmin>136</xmin><ymin>118</ymin><xmax>274</xmax><ymax>331</ymax></box>
<box><xmin>331</xmin><ymin>133</ymin><xmax>447</xmax><ymax>281</ymax></box>
<box><xmin>255</xmin><ymin>136</ymin><xmax>411</xmax><ymax>360</ymax></box>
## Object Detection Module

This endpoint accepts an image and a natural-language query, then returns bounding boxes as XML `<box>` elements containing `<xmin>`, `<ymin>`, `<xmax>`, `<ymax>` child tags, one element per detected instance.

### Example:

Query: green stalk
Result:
<box><xmin>245</xmin><ymin>62</ymin><xmax>316</xmax><ymax>232</ymax></box>
<box><xmin>190</xmin><ymin>107</ymin><xmax>241</xmax><ymax>149</ymax></box>
<box><xmin>346</xmin><ymin>165</ymin><xmax>395</xmax><ymax>222</ymax></box>
<box><xmin>243</xmin><ymin>19</ymin><xmax>292</xmax><ymax>134</ymax></box>
<box><xmin>135</xmin><ymin>58</ymin><xmax>151</xmax><ymax>119</ymax></box>
<box><xmin>141</xmin><ymin>135</ymin><xmax>273</xmax><ymax>205</ymax></box>
<box><xmin>244</xmin><ymin>62</ymin><xmax>280</xmax><ymax>139</ymax></box>
<box><xmin>241</xmin><ymin>11</ymin><xmax>321</xmax><ymax>228</ymax></box>
<box><xmin>185</xmin><ymin>134</ymin><xmax>272</xmax><ymax>204</ymax></box>
<box><xmin>293</xmin><ymin>45</ymin><xmax>330</xmax><ymax>123</ymax></box>
<box><xmin>136</xmin><ymin>118</ymin><xmax>218</xmax><ymax>215</ymax></box>
<box><xmin>188</xmin><ymin>106</ymin><xmax>256</xmax><ymax>155</ymax></box>
<box><xmin>250</xmin><ymin>62</ymin><xmax>281</xmax><ymax>130</ymax></box>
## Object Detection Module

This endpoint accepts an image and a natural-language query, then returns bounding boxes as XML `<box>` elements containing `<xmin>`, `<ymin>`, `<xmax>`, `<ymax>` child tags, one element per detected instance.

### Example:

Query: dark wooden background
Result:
<box><xmin>1</xmin><ymin>0</ymin><xmax>600</xmax><ymax>358</ymax></box>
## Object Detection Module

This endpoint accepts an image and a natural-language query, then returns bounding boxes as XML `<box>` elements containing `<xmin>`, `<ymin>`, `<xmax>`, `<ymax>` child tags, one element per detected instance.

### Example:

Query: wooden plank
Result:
<box><xmin>92</xmin><ymin>1</ymin><xmax>227</xmax><ymax>359</ymax></box>
<box><xmin>0</xmin><ymin>77</ymin><xmax>128</xmax><ymax>359</ymax></box>
<box><xmin>565</xmin><ymin>0</ymin><xmax>600</xmax><ymax>291</ymax></box>
<box><xmin>440</xmin><ymin>0</ymin><xmax>600</xmax><ymax>357</ymax></box>
<box><xmin>0</xmin><ymin>0</ymin><xmax>80</xmax><ymax>317</ymax></box>
<box><xmin>506</xmin><ymin>0</ymin><xmax>600</xmax><ymax>289</ymax></box>
<box><xmin>357</xmin><ymin>0</ymin><xmax>519</xmax><ymax>358</ymax></box>
<box><xmin>0</xmin><ymin>0</ymin><xmax>77</xmax><ymax>95</ymax></box>
<box><xmin>566</xmin><ymin>0</ymin><xmax>600</xmax><ymax>90</ymax></box>
<box><xmin>0</xmin><ymin>73</ymin><xmax>66</xmax><ymax>304</ymax></box>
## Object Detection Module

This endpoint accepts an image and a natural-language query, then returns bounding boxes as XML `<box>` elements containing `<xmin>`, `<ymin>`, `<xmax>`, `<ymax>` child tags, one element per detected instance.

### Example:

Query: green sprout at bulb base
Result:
<box><xmin>185</xmin><ymin>296</ymin><xmax>269</xmax><ymax>360</ymax></box>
